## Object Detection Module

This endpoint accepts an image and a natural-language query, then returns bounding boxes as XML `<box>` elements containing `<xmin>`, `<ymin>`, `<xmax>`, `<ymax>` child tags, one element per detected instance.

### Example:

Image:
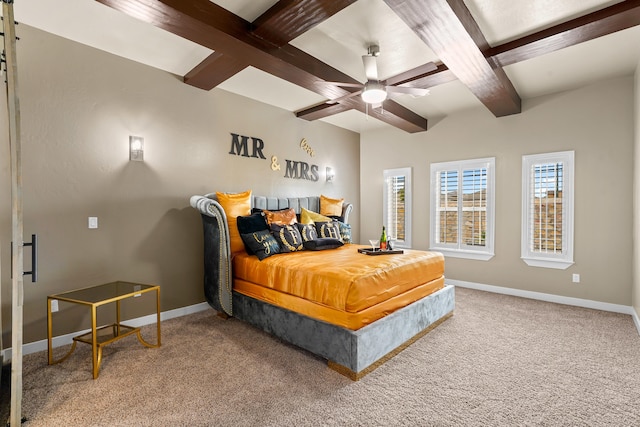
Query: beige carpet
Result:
<box><xmin>4</xmin><ymin>287</ymin><xmax>640</xmax><ymax>426</ymax></box>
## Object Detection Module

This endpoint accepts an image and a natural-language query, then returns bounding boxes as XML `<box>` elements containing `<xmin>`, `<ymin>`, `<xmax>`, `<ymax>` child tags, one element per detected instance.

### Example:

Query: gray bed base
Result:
<box><xmin>190</xmin><ymin>193</ymin><xmax>454</xmax><ymax>379</ymax></box>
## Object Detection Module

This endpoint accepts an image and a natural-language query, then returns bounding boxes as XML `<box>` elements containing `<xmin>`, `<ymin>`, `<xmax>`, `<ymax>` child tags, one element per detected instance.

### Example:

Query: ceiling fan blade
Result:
<box><xmin>387</xmin><ymin>86</ymin><xmax>430</xmax><ymax>97</ymax></box>
<box><xmin>327</xmin><ymin>89</ymin><xmax>363</xmax><ymax>104</ymax></box>
<box><xmin>362</xmin><ymin>55</ymin><xmax>379</xmax><ymax>81</ymax></box>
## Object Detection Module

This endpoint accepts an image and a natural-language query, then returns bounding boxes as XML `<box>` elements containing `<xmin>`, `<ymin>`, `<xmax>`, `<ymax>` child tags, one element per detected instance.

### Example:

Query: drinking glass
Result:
<box><xmin>369</xmin><ymin>239</ymin><xmax>379</xmax><ymax>251</ymax></box>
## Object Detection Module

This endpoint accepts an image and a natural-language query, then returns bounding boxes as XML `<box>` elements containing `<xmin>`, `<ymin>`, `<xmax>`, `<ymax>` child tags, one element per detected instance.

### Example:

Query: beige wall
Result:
<box><xmin>0</xmin><ymin>25</ymin><xmax>360</xmax><ymax>345</ymax></box>
<box><xmin>361</xmin><ymin>76</ymin><xmax>634</xmax><ymax>305</ymax></box>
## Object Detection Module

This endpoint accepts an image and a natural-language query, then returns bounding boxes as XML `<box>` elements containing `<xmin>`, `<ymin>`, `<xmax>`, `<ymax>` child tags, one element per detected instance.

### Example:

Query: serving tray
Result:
<box><xmin>358</xmin><ymin>248</ymin><xmax>404</xmax><ymax>255</ymax></box>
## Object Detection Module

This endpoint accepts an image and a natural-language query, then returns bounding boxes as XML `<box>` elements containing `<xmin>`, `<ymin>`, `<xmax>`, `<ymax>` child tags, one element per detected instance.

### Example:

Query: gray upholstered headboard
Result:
<box><xmin>190</xmin><ymin>193</ymin><xmax>353</xmax><ymax>316</ymax></box>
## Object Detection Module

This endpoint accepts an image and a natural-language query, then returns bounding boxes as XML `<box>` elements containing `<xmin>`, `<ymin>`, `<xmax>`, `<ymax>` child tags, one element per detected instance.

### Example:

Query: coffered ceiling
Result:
<box><xmin>10</xmin><ymin>0</ymin><xmax>640</xmax><ymax>133</ymax></box>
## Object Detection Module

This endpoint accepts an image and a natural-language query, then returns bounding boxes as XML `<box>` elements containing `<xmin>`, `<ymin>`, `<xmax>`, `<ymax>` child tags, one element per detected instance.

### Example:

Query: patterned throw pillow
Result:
<box><xmin>240</xmin><ymin>230</ymin><xmax>280</xmax><ymax>260</ymax></box>
<box><xmin>296</xmin><ymin>223</ymin><xmax>318</xmax><ymax>242</ymax></box>
<box><xmin>269</xmin><ymin>223</ymin><xmax>304</xmax><ymax>252</ymax></box>
<box><xmin>315</xmin><ymin>221</ymin><xmax>342</xmax><ymax>240</ymax></box>
<box><xmin>334</xmin><ymin>221</ymin><xmax>352</xmax><ymax>243</ymax></box>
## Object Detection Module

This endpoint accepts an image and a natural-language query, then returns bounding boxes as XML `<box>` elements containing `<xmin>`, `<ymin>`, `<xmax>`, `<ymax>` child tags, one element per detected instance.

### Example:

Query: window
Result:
<box><xmin>430</xmin><ymin>158</ymin><xmax>495</xmax><ymax>260</ymax></box>
<box><xmin>383</xmin><ymin>168</ymin><xmax>412</xmax><ymax>248</ymax></box>
<box><xmin>521</xmin><ymin>151</ymin><xmax>574</xmax><ymax>269</ymax></box>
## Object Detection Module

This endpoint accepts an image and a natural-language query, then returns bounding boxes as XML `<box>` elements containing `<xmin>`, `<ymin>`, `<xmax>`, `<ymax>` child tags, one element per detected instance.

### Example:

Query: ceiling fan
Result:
<box><xmin>326</xmin><ymin>45</ymin><xmax>437</xmax><ymax>106</ymax></box>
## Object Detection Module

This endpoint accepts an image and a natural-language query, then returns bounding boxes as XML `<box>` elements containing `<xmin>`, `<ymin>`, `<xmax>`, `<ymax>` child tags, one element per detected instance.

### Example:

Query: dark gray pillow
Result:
<box><xmin>237</xmin><ymin>212</ymin><xmax>269</xmax><ymax>254</ymax></box>
<box><xmin>303</xmin><ymin>238</ymin><xmax>344</xmax><ymax>251</ymax></box>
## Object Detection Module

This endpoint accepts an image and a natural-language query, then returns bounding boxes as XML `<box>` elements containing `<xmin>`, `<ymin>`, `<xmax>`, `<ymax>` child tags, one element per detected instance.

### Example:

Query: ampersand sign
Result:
<box><xmin>271</xmin><ymin>156</ymin><xmax>281</xmax><ymax>171</ymax></box>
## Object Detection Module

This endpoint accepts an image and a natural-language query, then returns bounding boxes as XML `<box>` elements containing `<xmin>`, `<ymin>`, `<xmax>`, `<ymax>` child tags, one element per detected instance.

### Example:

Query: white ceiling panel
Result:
<box><xmin>13</xmin><ymin>0</ymin><xmax>212</xmax><ymax>76</ymax></box>
<box><xmin>217</xmin><ymin>67</ymin><xmax>327</xmax><ymax>111</ymax></box>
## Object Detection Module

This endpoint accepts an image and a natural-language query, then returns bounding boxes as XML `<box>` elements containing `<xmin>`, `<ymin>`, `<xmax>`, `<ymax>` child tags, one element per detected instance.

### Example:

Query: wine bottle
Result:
<box><xmin>380</xmin><ymin>226</ymin><xmax>387</xmax><ymax>250</ymax></box>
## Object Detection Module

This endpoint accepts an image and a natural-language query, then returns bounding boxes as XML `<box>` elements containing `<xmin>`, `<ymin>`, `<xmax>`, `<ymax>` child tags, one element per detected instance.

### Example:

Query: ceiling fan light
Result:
<box><xmin>361</xmin><ymin>82</ymin><xmax>387</xmax><ymax>104</ymax></box>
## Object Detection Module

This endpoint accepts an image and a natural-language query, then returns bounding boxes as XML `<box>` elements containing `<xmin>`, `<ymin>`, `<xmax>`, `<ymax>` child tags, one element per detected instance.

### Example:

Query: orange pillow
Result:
<box><xmin>264</xmin><ymin>208</ymin><xmax>297</xmax><ymax>226</ymax></box>
<box><xmin>216</xmin><ymin>190</ymin><xmax>252</xmax><ymax>254</ymax></box>
<box><xmin>320</xmin><ymin>195</ymin><xmax>344</xmax><ymax>217</ymax></box>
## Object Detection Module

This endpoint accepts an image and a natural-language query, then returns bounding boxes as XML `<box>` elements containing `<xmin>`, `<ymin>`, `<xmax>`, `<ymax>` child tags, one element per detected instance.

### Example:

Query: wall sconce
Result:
<box><xmin>129</xmin><ymin>135</ymin><xmax>144</xmax><ymax>162</ymax></box>
<box><xmin>326</xmin><ymin>167</ymin><xmax>335</xmax><ymax>183</ymax></box>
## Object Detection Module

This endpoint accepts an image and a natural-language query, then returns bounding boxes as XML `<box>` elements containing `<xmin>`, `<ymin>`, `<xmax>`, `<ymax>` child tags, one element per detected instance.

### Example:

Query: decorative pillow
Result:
<box><xmin>300</xmin><ymin>207</ymin><xmax>332</xmax><ymax>224</ymax></box>
<box><xmin>264</xmin><ymin>208</ymin><xmax>297</xmax><ymax>226</ymax></box>
<box><xmin>216</xmin><ymin>190</ymin><xmax>252</xmax><ymax>254</ymax></box>
<box><xmin>334</xmin><ymin>221</ymin><xmax>352</xmax><ymax>244</ymax></box>
<box><xmin>237</xmin><ymin>213</ymin><xmax>269</xmax><ymax>254</ymax></box>
<box><xmin>315</xmin><ymin>221</ymin><xmax>342</xmax><ymax>240</ymax></box>
<box><xmin>303</xmin><ymin>238</ymin><xmax>344</xmax><ymax>251</ymax></box>
<box><xmin>241</xmin><ymin>230</ymin><xmax>280</xmax><ymax>261</ymax></box>
<box><xmin>296</xmin><ymin>223</ymin><xmax>318</xmax><ymax>242</ymax></box>
<box><xmin>320</xmin><ymin>195</ymin><xmax>344</xmax><ymax>217</ymax></box>
<box><xmin>269</xmin><ymin>223</ymin><xmax>304</xmax><ymax>252</ymax></box>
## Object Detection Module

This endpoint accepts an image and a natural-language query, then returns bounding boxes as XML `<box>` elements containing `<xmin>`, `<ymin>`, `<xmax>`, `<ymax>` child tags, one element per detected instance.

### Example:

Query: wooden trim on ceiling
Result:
<box><xmin>183</xmin><ymin>52</ymin><xmax>249</xmax><ymax>90</ymax></box>
<box><xmin>487</xmin><ymin>0</ymin><xmax>640</xmax><ymax>67</ymax></box>
<box><xmin>185</xmin><ymin>0</ymin><xmax>356</xmax><ymax>91</ymax></box>
<box><xmin>251</xmin><ymin>0</ymin><xmax>357</xmax><ymax>47</ymax></box>
<box><xmin>381</xmin><ymin>1</ymin><xmax>640</xmax><ymax>91</ymax></box>
<box><xmin>97</xmin><ymin>0</ymin><xmax>640</xmax><ymax>131</ymax></box>
<box><xmin>97</xmin><ymin>0</ymin><xmax>428</xmax><ymax>132</ymax></box>
<box><xmin>384</xmin><ymin>0</ymin><xmax>521</xmax><ymax>117</ymax></box>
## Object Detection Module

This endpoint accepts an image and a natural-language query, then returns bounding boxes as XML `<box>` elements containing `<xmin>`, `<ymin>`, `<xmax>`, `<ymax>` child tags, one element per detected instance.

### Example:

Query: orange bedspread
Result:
<box><xmin>232</xmin><ymin>244</ymin><xmax>445</xmax><ymax>330</ymax></box>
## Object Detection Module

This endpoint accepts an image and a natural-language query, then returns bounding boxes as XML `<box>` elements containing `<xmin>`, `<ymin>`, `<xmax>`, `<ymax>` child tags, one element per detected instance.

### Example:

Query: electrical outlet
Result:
<box><xmin>50</xmin><ymin>299</ymin><xmax>59</xmax><ymax>312</ymax></box>
<box><xmin>572</xmin><ymin>273</ymin><xmax>580</xmax><ymax>283</ymax></box>
<box><xmin>88</xmin><ymin>217</ymin><xmax>98</xmax><ymax>229</ymax></box>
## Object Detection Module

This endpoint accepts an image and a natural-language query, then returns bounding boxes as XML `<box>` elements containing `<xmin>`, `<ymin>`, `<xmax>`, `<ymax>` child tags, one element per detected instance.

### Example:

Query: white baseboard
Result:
<box><xmin>2</xmin><ymin>301</ymin><xmax>210</xmax><ymax>362</ymax></box>
<box><xmin>448</xmin><ymin>279</ymin><xmax>639</xmax><ymax>334</ymax></box>
<box><xmin>633</xmin><ymin>307</ymin><xmax>640</xmax><ymax>336</ymax></box>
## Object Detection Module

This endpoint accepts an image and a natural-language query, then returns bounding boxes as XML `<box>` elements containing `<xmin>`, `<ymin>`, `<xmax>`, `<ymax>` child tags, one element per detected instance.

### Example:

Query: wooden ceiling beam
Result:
<box><xmin>183</xmin><ymin>51</ymin><xmax>249</xmax><ymax>90</ymax></box>
<box><xmin>251</xmin><ymin>0</ymin><xmax>357</xmax><ymax>47</ymax></box>
<box><xmin>97</xmin><ymin>0</ymin><xmax>428</xmax><ymax>133</ymax></box>
<box><xmin>381</xmin><ymin>1</ymin><xmax>640</xmax><ymax>91</ymax></box>
<box><xmin>384</xmin><ymin>0</ymin><xmax>521</xmax><ymax>117</ymax></box>
<box><xmin>295</xmin><ymin>97</ymin><xmax>428</xmax><ymax>133</ymax></box>
<box><xmin>487</xmin><ymin>0</ymin><xmax>640</xmax><ymax>67</ymax></box>
<box><xmin>184</xmin><ymin>0</ymin><xmax>356</xmax><ymax>90</ymax></box>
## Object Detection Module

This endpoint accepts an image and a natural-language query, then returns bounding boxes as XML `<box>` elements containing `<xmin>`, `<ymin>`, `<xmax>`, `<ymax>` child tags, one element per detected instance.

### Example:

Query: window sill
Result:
<box><xmin>521</xmin><ymin>257</ymin><xmax>574</xmax><ymax>270</ymax></box>
<box><xmin>430</xmin><ymin>248</ymin><xmax>494</xmax><ymax>261</ymax></box>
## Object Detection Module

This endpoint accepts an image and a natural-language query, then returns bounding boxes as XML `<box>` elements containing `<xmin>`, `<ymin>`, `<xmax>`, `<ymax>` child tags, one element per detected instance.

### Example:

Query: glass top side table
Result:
<box><xmin>47</xmin><ymin>281</ymin><xmax>161</xmax><ymax>379</ymax></box>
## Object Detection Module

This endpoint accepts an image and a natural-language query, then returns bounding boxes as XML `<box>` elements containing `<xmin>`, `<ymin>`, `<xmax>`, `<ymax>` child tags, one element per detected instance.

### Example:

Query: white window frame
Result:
<box><xmin>429</xmin><ymin>157</ymin><xmax>495</xmax><ymax>261</ymax></box>
<box><xmin>521</xmin><ymin>151</ymin><xmax>574</xmax><ymax>270</ymax></box>
<box><xmin>383</xmin><ymin>167</ymin><xmax>412</xmax><ymax>248</ymax></box>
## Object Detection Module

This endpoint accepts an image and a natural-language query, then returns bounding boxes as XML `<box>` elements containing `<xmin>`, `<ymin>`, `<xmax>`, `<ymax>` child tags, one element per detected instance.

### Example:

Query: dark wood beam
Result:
<box><xmin>183</xmin><ymin>51</ymin><xmax>249</xmax><ymax>90</ymax></box>
<box><xmin>295</xmin><ymin>101</ymin><xmax>353</xmax><ymax>121</ymax></box>
<box><xmin>97</xmin><ymin>0</ymin><xmax>428</xmax><ymax>133</ymax></box>
<box><xmin>384</xmin><ymin>0</ymin><xmax>521</xmax><ymax>117</ymax></box>
<box><xmin>487</xmin><ymin>0</ymin><xmax>640</xmax><ymax>67</ymax></box>
<box><xmin>381</xmin><ymin>0</ymin><xmax>640</xmax><ymax>92</ymax></box>
<box><xmin>185</xmin><ymin>0</ymin><xmax>356</xmax><ymax>90</ymax></box>
<box><xmin>251</xmin><ymin>0</ymin><xmax>357</xmax><ymax>47</ymax></box>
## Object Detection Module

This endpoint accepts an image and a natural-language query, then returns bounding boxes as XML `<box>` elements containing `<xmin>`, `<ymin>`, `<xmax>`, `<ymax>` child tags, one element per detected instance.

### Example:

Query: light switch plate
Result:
<box><xmin>88</xmin><ymin>217</ymin><xmax>98</xmax><ymax>229</ymax></box>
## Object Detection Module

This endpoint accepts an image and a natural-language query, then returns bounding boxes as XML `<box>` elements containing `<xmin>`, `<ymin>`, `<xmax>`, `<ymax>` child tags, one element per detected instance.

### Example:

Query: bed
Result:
<box><xmin>190</xmin><ymin>193</ymin><xmax>454</xmax><ymax>379</ymax></box>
